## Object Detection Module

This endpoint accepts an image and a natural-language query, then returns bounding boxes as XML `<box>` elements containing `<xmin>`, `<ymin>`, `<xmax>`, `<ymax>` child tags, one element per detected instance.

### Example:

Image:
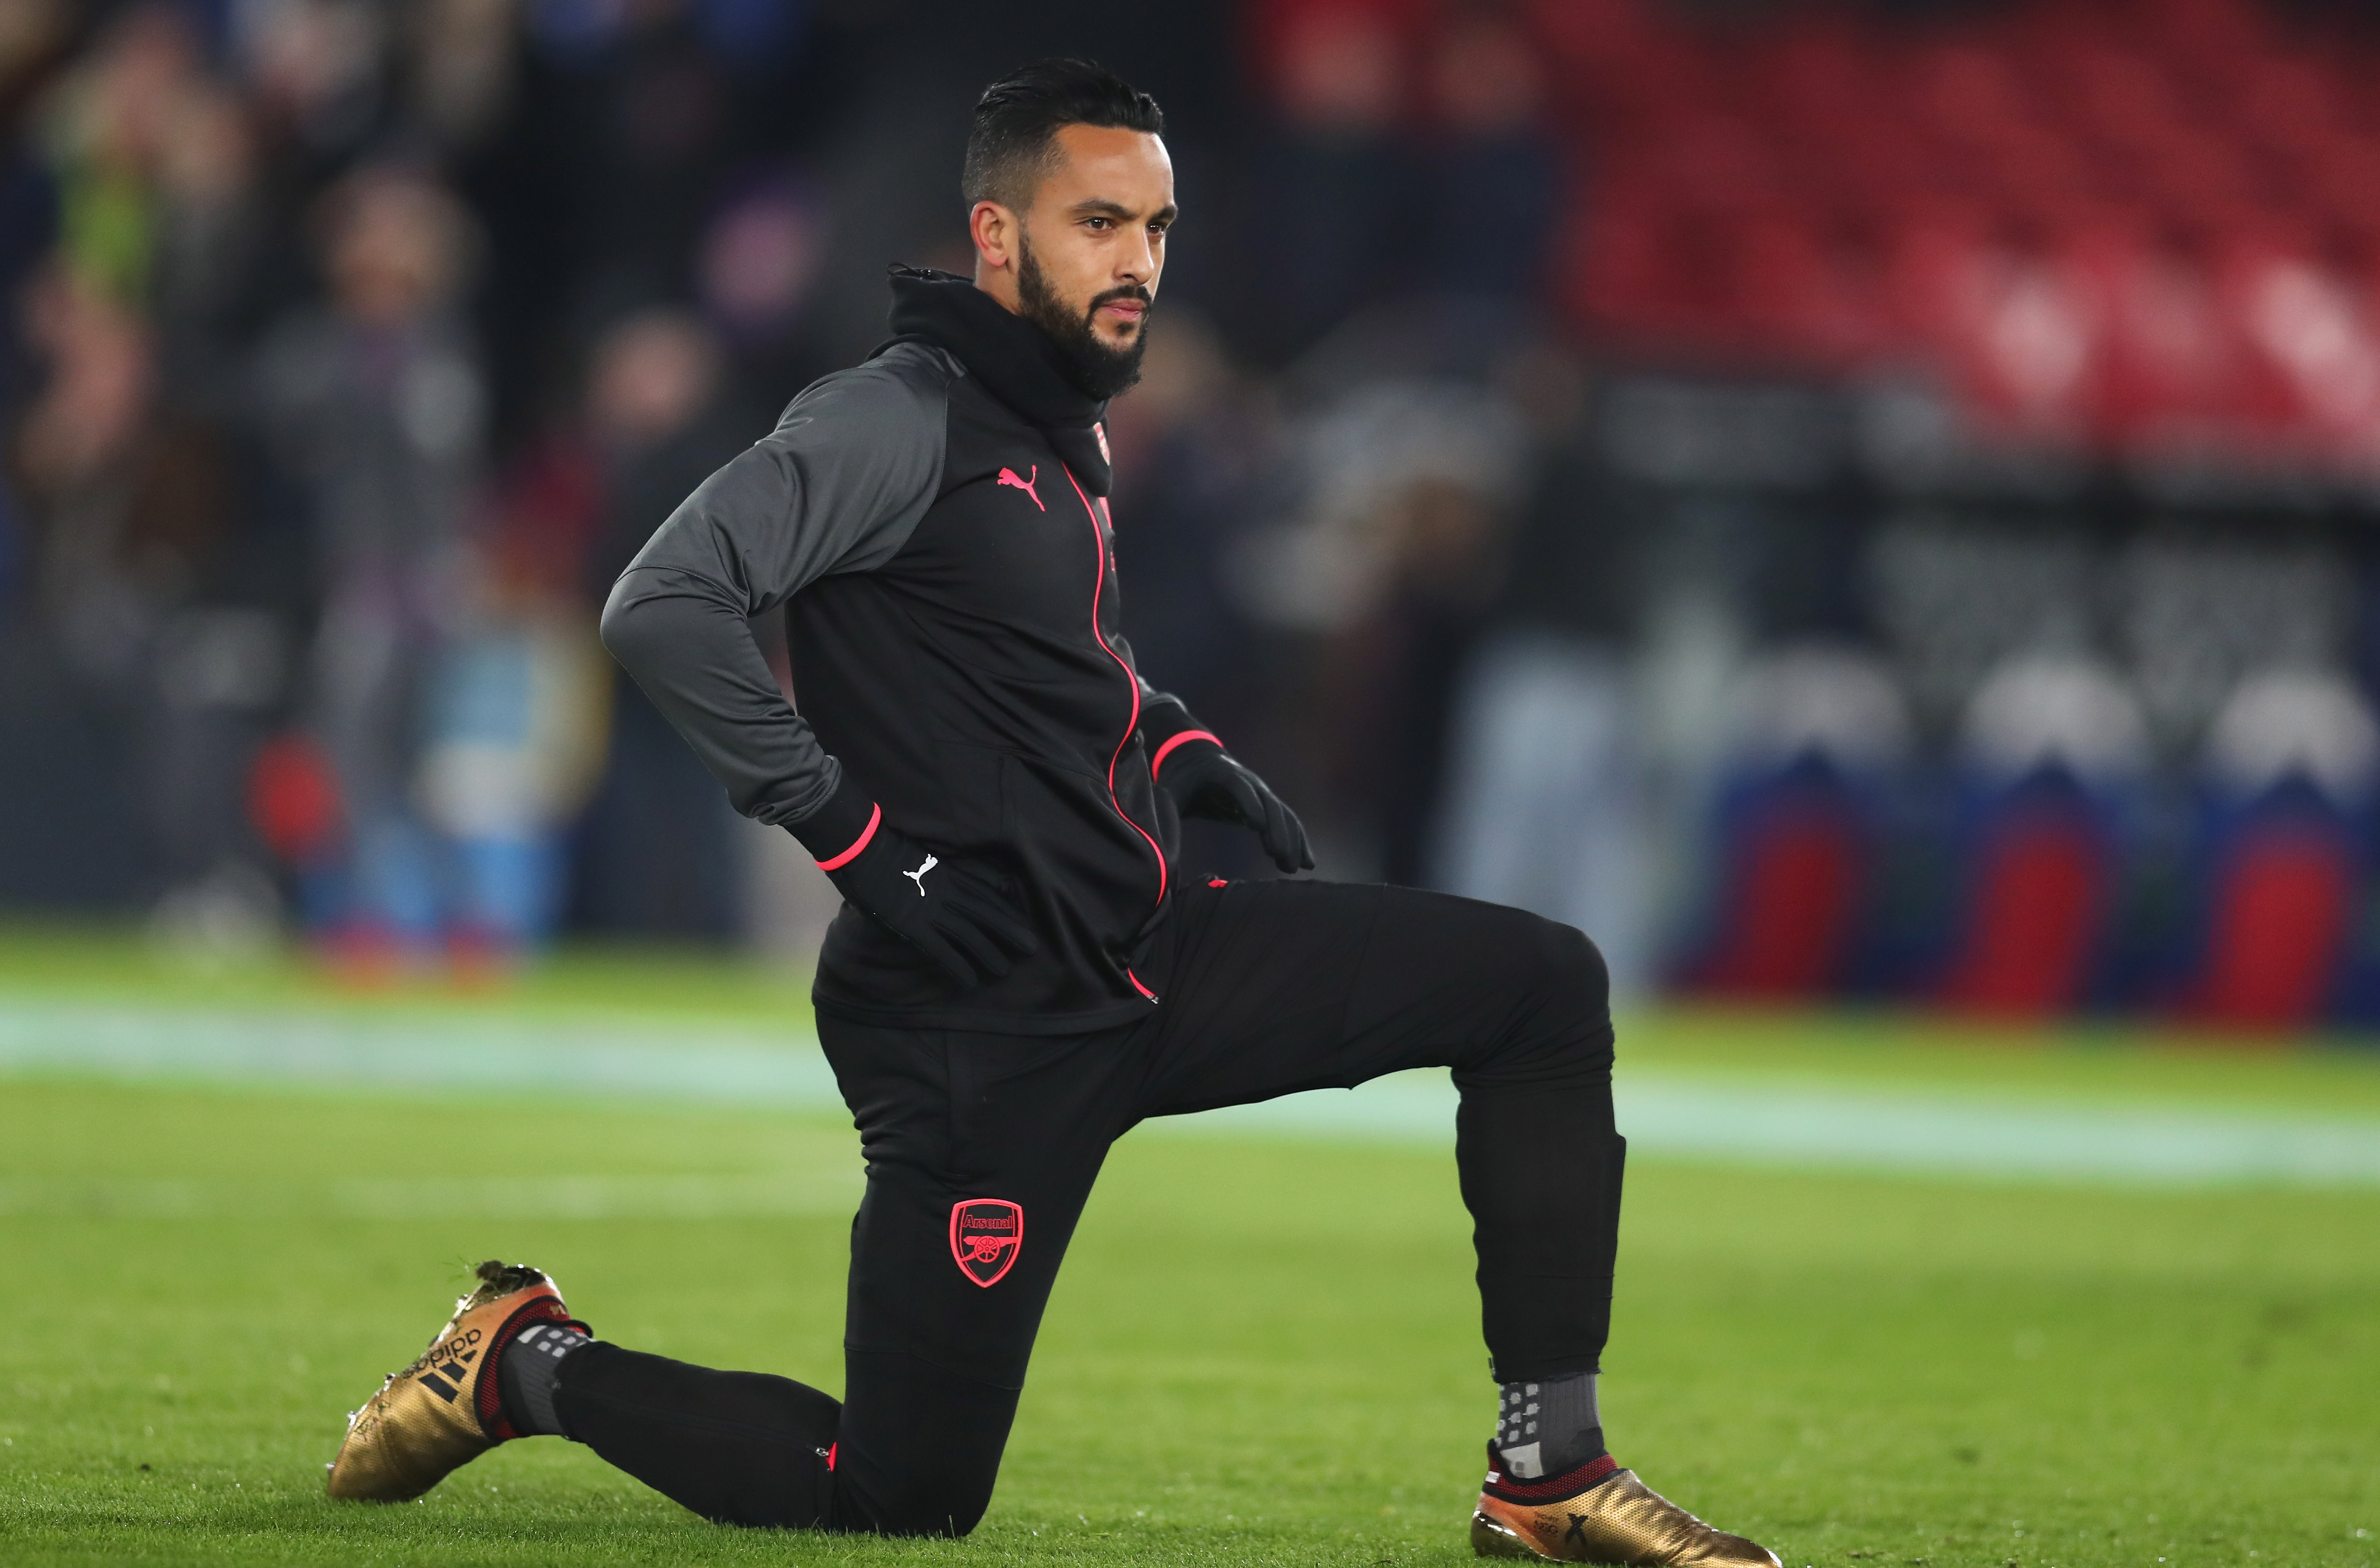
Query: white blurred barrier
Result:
<box><xmin>4</xmin><ymin>998</ymin><xmax>2376</xmax><ymax>1189</ymax></box>
<box><xmin>2203</xmin><ymin>668</ymin><xmax>2380</xmax><ymax>805</ymax></box>
<box><xmin>1431</xmin><ymin>636</ymin><xmax>1649</xmax><ymax>1002</ymax></box>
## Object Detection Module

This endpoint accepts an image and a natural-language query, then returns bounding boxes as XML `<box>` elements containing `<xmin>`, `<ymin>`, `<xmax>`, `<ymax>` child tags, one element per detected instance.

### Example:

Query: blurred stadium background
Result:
<box><xmin>3</xmin><ymin>5</ymin><xmax>2380</xmax><ymax>1564</ymax></box>
<box><xmin>10</xmin><ymin>0</ymin><xmax>2380</xmax><ymax>1035</ymax></box>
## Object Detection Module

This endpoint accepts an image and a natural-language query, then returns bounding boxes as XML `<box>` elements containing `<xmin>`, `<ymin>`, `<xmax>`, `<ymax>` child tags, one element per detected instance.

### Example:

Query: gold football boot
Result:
<box><xmin>326</xmin><ymin>1260</ymin><xmax>569</xmax><ymax>1502</ymax></box>
<box><xmin>1470</xmin><ymin>1449</ymin><xmax>1780</xmax><ymax>1566</ymax></box>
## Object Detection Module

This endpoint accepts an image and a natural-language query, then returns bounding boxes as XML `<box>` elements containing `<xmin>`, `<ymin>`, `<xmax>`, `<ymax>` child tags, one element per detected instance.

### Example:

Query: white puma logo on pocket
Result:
<box><xmin>903</xmin><ymin>854</ymin><xmax>938</xmax><ymax>895</ymax></box>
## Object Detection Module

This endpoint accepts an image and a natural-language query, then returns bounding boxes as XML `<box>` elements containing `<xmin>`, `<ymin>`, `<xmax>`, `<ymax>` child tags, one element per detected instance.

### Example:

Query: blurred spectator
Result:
<box><xmin>255</xmin><ymin>163</ymin><xmax>486</xmax><ymax>962</ymax></box>
<box><xmin>234</xmin><ymin>0</ymin><xmax>393</xmax><ymax>180</ymax></box>
<box><xmin>1238</xmin><ymin>371</ymin><xmax>1526</xmax><ymax>877</ymax></box>
<box><xmin>695</xmin><ymin>162</ymin><xmax>829</xmax><ymax>407</ymax></box>
<box><xmin>529</xmin><ymin>0</ymin><xmax>751</xmax><ymax>343</ymax></box>
<box><xmin>414</xmin><ymin>528</ymin><xmax>610</xmax><ymax>964</ymax></box>
<box><xmin>14</xmin><ymin>267</ymin><xmax>161</xmax><ymax>665</ymax></box>
<box><xmin>567</xmin><ymin>305</ymin><xmax>752</xmax><ymax>940</ymax></box>
<box><xmin>0</xmin><ymin>0</ymin><xmax>65</xmax><ymax>595</ymax></box>
<box><xmin>405</xmin><ymin>0</ymin><xmax>520</xmax><ymax>156</ymax></box>
<box><xmin>1359</xmin><ymin>462</ymin><xmax>1519</xmax><ymax>884</ymax></box>
<box><xmin>1</xmin><ymin>6</ymin><xmax>293</xmax><ymax>933</ymax></box>
<box><xmin>149</xmin><ymin>81</ymin><xmax>268</xmax><ymax>400</ymax></box>
<box><xmin>1430</xmin><ymin>346</ymin><xmax>1657</xmax><ymax>992</ymax></box>
<box><xmin>1106</xmin><ymin>310</ymin><xmax>1292</xmax><ymax>874</ymax></box>
<box><xmin>579</xmin><ymin>307</ymin><xmax>749</xmax><ymax>587</ymax></box>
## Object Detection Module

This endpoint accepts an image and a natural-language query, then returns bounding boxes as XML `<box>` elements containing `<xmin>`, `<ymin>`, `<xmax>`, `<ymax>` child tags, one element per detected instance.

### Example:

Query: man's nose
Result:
<box><xmin>1118</xmin><ymin>230</ymin><xmax>1155</xmax><ymax>284</ymax></box>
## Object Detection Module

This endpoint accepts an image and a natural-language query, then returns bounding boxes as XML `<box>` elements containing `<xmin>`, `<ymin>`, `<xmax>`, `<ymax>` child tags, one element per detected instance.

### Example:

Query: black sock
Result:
<box><xmin>1493</xmin><ymin>1371</ymin><xmax>1604</xmax><ymax>1480</ymax></box>
<box><xmin>499</xmin><ymin>1320</ymin><xmax>596</xmax><ymax>1437</ymax></box>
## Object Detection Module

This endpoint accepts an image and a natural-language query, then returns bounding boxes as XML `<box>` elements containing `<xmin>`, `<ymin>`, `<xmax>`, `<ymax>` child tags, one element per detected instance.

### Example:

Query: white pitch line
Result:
<box><xmin>1</xmin><ymin>998</ymin><xmax>2377</xmax><ymax>1189</ymax></box>
<box><xmin>1183</xmin><ymin>1073</ymin><xmax>2380</xmax><ymax>1188</ymax></box>
<box><xmin>0</xmin><ymin>998</ymin><xmax>839</xmax><ymax>1103</ymax></box>
<box><xmin>0</xmin><ymin>1172</ymin><xmax>862</xmax><ymax>1220</ymax></box>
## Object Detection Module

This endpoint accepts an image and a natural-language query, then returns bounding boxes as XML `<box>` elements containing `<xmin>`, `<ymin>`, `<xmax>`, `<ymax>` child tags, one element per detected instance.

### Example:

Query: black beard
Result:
<box><xmin>1016</xmin><ymin>234</ymin><xmax>1148</xmax><ymax>400</ymax></box>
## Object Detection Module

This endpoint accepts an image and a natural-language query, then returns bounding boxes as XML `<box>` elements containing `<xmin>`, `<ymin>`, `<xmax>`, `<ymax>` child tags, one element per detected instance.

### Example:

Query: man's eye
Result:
<box><xmin>1085</xmin><ymin>217</ymin><xmax>1111</xmax><ymax>231</ymax></box>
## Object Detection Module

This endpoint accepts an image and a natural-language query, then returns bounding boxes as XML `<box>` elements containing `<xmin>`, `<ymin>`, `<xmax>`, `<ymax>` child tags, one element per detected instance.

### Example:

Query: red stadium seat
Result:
<box><xmin>2193</xmin><ymin>825</ymin><xmax>2355</xmax><ymax>1030</ymax></box>
<box><xmin>2056</xmin><ymin>218</ymin><xmax>2247</xmax><ymax>448</ymax></box>
<box><xmin>1934</xmin><ymin>249</ymin><xmax>2104</xmax><ymax>437</ymax></box>
<box><xmin>2153</xmin><ymin>0</ymin><xmax>2280</xmax><ymax>74</ymax></box>
<box><xmin>1691</xmin><ymin>804</ymin><xmax>1865</xmax><ymax>1001</ymax></box>
<box><xmin>2214</xmin><ymin>229</ymin><xmax>2380</xmax><ymax>442</ymax></box>
<box><xmin>1940</xmin><ymin>810</ymin><xmax>2107</xmax><ymax>1019</ymax></box>
<box><xmin>2302</xmin><ymin>138</ymin><xmax>2380</xmax><ymax>237</ymax></box>
<box><xmin>1905</xmin><ymin>40</ymin><xmax>2036</xmax><ymax>149</ymax></box>
<box><xmin>2231</xmin><ymin>55</ymin><xmax>2351</xmax><ymax>156</ymax></box>
<box><xmin>2050</xmin><ymin>47</ymin><xmax>2187</xmax><ymax>156</ymax></box>
<box><xmin>1632</xmin><ymin>113</ymin><xmax>1785</xmax><ymax>210</ymax></box>
<box><xmin>1725</xmin><ymin>208</ymin><xmax>1882</xmax><ymax>362</ymax></box>
<box><xmin>1762</xmin><ymin>19</ymin><xmax>1876</xmax><ymax>132</ymax></box>
<box><xmin>1560</xmin><ymin>182</ymin><xmax>1704</xmax><ymax>338</ymax></box>
<box><xmin>1528</xmin><ymin>0</ymin><xmax>2380</xmax><ymax>468</ymax></box>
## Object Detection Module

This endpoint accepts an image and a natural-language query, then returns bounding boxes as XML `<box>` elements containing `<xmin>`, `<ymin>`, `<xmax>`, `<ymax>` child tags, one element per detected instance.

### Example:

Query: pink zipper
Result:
<box><xmin>1062</xmin><ymin>465</ymin><xmax>1168</xmax><ymax>915</ymax></box>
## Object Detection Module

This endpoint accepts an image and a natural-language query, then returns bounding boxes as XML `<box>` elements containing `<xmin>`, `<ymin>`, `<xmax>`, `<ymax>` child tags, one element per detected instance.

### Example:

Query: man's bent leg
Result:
<box><xmin>1136</xmin><ymin>881</ymin><xmax>1773</xmax><ymax>1565</ymax></box>
<box><xmin>1432</xmin><ymin>917</ymin><xmax>1626</xmax><ymax>1387</ymax></box>
<box><xmin>539</xmin><ymin>1203</ymin><xmax>1045</xmax><ymax>1536</ymax></box>
<box><xmin>1140</xmin><ymin>880</ymin><xmax>1624</xmax><ymax>1385</ymax></box>
<box><xmin>541</xmin><ymin>1019</ymin><xmax>1127</xmax><ymax>1535</ymax></box>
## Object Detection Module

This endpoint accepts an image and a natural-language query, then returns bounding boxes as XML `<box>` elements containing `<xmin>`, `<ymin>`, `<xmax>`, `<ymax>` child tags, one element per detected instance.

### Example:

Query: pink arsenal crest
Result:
<box><xmin>949</xmin><ymin>1198</ymin><xmax>1023</xmax><ymax>1288</ymax></box>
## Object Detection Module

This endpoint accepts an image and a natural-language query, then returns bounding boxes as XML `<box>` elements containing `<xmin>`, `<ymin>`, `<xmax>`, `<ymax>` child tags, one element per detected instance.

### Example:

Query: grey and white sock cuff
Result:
<box><xmin>515</xmin><ymin>1322</ymin><xmax>593</xmax><ymax>1361</ymax></box>
<box><xmin>1494</xmin><ymin>1372</ymin><xmax>1599</xmax><ymax>1480</ymax></box>
<box><xmin>504</xmin><ymin>1321</ymin><xmax>595</xmax><ymax>1438</ymax></box>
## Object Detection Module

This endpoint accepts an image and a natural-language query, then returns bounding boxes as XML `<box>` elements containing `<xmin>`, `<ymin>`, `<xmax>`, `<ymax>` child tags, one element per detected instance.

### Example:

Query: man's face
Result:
<box><xmin>974</xmin><ymin>123</ymin><xmax>1175</xmax><ymax>397</ymax></box>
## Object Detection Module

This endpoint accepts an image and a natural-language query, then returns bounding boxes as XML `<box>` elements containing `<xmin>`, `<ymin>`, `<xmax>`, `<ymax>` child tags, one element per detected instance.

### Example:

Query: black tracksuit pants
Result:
<box><xmin>550</xmin><ymin>878</ymin><xmax>1626</xmax><ymax>1535</ymax></box>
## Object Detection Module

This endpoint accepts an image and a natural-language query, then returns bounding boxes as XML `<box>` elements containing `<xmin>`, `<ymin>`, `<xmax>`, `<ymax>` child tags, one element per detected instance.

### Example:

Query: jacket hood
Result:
<box><xmin>882</xmin><ymin>266</ymin><xmax>1112</xmax><ymax>495</ymax></box>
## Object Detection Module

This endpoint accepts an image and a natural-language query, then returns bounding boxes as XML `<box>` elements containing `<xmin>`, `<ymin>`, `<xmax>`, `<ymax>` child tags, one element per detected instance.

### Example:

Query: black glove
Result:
<box><xmin>1151</xmin><ymin>735</ymin><xmax>1314</xmax><ymax>874</ymax></box>
<box><xmin>789</xmin><ymin>775</ymin><xmax>1036</xmax><ymax>987</ymax></box>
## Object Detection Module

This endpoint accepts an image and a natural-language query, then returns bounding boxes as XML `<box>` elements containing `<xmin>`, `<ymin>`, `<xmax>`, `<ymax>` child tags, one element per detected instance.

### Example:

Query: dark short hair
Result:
<box><xmin>962</xmin><ymin>58</ymin><xmax>1164</xmax><ymax>212</ymax></box>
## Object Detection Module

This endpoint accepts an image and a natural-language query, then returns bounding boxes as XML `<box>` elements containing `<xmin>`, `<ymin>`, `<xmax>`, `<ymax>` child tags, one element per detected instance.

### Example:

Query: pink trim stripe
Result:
<box><xmin>1127</xmin><ymin>968</ymin><xmax>1158</xmax><ymax>1002</ymax></box>
<box><xmin>813</xmin><ymin>803</ymin><xmax>881</xmax><ymax>871</ymax></box>
<box><xmin>1150</xmin><ymin>729</ymin><xmax>1221</xmax><ymax>778</ymax></box>
<box><xmin>1063</xmin><ymin>466</ymin><xmax>1169</xmax><ymax>912</ymax></box>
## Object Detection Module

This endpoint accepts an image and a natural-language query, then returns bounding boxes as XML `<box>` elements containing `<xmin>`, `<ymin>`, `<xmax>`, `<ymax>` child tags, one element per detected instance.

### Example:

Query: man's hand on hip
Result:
<box><xmin>791</xmin><ymin>777</ymin><xmax>1036</xmax><ymax>987</ymax></box>
<box><xmin>1152</xmin><ymin>737</ymin><xmax>1314</xmax><ymax>875</ymax></box>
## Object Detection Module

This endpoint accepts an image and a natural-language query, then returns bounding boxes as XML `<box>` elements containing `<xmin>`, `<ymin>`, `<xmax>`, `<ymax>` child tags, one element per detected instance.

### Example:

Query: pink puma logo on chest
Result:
<box><xmin>997</xmin><ymin>465</ymin><xmax>1044</xmax><ymax>511</ymax></box>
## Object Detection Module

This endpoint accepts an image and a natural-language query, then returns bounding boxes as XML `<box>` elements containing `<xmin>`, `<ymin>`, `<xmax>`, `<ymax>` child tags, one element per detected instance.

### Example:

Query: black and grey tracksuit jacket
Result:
<box><xmin>601</xmin><ymin>269</ymin><xmax>1222</xmax><ymax>1034</ymax></box>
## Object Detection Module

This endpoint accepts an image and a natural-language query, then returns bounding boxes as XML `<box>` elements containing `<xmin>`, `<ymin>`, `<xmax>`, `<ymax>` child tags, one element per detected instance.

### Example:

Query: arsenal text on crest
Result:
<box><xmin>948</xmin><ymin>1198</ymin><xmax>1024</xmax><ymax>1288</ymax></box>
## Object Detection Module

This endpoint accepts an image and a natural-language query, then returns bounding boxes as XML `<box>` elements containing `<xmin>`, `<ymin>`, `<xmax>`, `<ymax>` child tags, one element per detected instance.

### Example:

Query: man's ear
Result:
<box><xmin>970</xmin><ymin>200</ymin><xmax>1018</xmax><ymax>275</ymax></box>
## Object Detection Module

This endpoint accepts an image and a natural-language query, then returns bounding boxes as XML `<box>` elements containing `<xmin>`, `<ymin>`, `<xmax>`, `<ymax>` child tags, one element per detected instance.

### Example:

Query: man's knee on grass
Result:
<box><xmin>856</xmin><ymin>1475</ymin><xmax>997</xmax><ymax>1538</ymax></box>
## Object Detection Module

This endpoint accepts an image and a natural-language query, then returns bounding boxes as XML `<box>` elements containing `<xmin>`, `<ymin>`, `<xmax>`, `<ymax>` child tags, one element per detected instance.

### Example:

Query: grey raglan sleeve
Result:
<box><xmin>598</xmin><ymin>359</ymin><xmax>948</xmax><ymax>828</ymax></box>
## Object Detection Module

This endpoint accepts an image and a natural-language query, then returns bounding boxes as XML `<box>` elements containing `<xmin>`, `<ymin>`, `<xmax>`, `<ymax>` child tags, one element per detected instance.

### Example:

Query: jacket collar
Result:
<box><xmin>882</xmin><ymin>266</ymin><xmax>1112</xmax><ymax>496</ymax></box>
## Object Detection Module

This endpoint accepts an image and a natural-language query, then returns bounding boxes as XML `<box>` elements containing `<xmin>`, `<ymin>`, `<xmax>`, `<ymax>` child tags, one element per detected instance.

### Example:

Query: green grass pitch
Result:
<box><xmin>0</xmin><ymin>940</ymin><xmax>2375</xmax><ymax>1566</ymax></box>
